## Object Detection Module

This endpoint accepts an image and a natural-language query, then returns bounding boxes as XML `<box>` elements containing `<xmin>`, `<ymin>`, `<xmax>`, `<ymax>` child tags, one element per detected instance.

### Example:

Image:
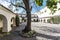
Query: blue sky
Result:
<box><xmin>19</xmin><ymin>0</ymin><xmax>47</xmax><ymax>14</ymax></box>
<box><xmin>31</xmin><ymin>0</ymin><xmax>47</xmax><ymax>13</ymax></box>
<box><xmin>0</xmin><ymin>0</ymin><xmax>47</xmax><ymax>14</ymax></box>
<box><xmin>14</xmin><ymin>0</ymin><xmax>47</xmax><ymax>14</ymax></box>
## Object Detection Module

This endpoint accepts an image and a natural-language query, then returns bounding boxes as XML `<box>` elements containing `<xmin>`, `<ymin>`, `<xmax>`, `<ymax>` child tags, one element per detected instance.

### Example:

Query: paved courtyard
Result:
<box><xmin>0</xmin><ymin>22</ymin><xmax>60</xmax><ymax>40</ymax></box>
<box><xmin>31</xmin><ymin>22</ymin><xmax>60</xmax><ymax>40</ymax></box>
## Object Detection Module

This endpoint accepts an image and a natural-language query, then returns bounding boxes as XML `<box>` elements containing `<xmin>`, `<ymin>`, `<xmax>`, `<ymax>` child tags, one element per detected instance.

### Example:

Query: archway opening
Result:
<box><xmin>0</xmin><ymin>14</ymin><xmax>7</xmax><ymax>33</ymax></box>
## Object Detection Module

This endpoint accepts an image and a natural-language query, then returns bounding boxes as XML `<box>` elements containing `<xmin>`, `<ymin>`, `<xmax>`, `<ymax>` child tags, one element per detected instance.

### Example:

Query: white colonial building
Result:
<box><xmin>0</xmin><ymin>4</ymin><xmax>16</xmax><ymax>32</ymax></box>
<box><xmin>19</xmin><ymin>14</ymin><xmax>40</xmax><ymax>22</ymax></box>
<box><xmin>35</xmin><ymin>3</ymin><xmax>60</xmax><ymax>23</ymax></box>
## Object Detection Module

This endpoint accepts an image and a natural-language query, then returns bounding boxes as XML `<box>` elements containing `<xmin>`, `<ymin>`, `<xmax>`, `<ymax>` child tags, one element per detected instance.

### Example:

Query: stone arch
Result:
<box><xmin>11</xmin><ymin>17</ymin><xmax>16</xmax><ymax>28</ymax></box>
<box><xmin>0</xmin><ymin>14</ymin><xmax>7</xmax><ymax>32</ymax></box>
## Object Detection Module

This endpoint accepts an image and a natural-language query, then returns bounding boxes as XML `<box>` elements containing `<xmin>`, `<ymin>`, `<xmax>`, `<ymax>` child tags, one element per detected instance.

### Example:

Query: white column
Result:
<box><xmin>7</xmin><ymin>19</ymin><xmax>12</xmax><ymax>32</ymax></box>
<box><xmin>45</xmin><ymin>19</ymin><xmax>48</xmax><ymax>23</ymax></box>
<box><xmin>40</xmin><ymin>19</ymin><xmax>41</xmax><ymax>22</ymax></box>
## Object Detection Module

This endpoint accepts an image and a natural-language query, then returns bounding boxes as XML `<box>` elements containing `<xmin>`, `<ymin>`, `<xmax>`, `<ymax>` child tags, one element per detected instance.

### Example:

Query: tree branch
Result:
<box><xmin>4</xmin><ymin>0</ymin><xmax>26</xmax><ymax>10</ymax></box>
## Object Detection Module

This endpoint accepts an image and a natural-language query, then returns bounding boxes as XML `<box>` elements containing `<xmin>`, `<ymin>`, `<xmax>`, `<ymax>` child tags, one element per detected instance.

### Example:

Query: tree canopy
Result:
<box><xmin>35</xmin><ymin>0</ymin><xmax>60</xmax><ymax>14</ymax></box>
<box><xmin>46</xmin><ymin>0</ymin><xmax>58</xmax><ymax>14</ymax></box>
<box><xmin>35</xmin><ymin>0</ymin><xmax>43</xmax><ymax>6</ymax></box>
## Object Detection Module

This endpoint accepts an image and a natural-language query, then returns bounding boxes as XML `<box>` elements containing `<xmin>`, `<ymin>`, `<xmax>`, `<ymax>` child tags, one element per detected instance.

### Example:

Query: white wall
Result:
<box><xmin>0</xmin><ymin>6</ymin><xmax>16</xmax><ymax>32</ymax></box>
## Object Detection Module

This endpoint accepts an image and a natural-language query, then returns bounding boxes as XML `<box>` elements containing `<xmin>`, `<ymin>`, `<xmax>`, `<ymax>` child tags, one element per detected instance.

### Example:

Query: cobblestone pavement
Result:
<box><xmin>0</xmin><ymin>22</ymin><xmax>60</xmax><ymax>40</ymax></box>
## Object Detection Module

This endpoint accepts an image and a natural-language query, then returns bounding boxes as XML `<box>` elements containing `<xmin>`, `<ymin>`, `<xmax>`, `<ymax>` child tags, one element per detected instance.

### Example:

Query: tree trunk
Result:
<box><xmin>23</xmin><ymin>0</ymin><xmax>31</xmax><ymax>33</ymax></box>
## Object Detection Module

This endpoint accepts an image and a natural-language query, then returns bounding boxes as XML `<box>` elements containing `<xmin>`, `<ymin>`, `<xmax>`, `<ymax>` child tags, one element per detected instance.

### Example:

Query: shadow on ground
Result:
<box><xmin>0</xmin><ymin>31</ymin><xmax>60</xmax><ymax>40</ymax></box>
<box><xmin>0</xmin><ymin>22</ymin><xmax>60</xmax><ymax>40</ymax></box>
<box><xmin>0</xmin><ymin>31</ymin><xmax>37</xmax><ymax>40</ymax></box>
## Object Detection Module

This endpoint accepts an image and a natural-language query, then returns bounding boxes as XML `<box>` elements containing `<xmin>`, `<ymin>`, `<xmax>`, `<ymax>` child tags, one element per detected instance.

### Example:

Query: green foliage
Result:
<box><xmin>58</xmin><ymin>8</ymin><xmax>60</xmax><ymax>10</ymax></box>
<box><xmin>15</xmin><ymin>15</ymin><xmax>20</xmax><ymax>26</ymax></box>
<box><xmin>48</xmin><ymin>17</ymin><xmax>60</xmax><ymax>24</ymax></box>
<box><xmin>35</xmin><ymin>0</ymin><xmax>43</xmax><ymax>6</ymax></box>
<box><xmin>46</xmin><ymin>0</ymin><xmax>57</xmax><ymax>9</ymax></box>
<box><xmin>21</xmin><ymin>30</ymin><xmax>36</xmax><ymax>38</ymax></box>
<box><xmin>35</xmin><ymin>0</ymin><xmax>59</xmax><ymax>14</ymax></box>
<box><xmin>51</xmin><ymin>10</ymin><xmax>56</xmax><ymax>14</ymax></box>
<box><xmin>6</xmin><ymin>32</ymin><xmax>10</xmax><ymax>35</ymax></box>
<box><xmin>0</xmin><ymin>34</ymin><xmax>3</xmax><ymax>37</ymax></box>
<box><xmin>46</xmin><ymin>0</ymin><xmax>58</xmax><ymax>14</ymax></box>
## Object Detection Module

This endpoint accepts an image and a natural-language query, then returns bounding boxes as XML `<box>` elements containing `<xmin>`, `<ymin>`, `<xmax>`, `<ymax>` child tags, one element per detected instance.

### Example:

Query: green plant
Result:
<box><xmin>6</xmin><ymin>32</ymin><xmax>10</xmax><ymax>35</ymax></box>
<box><xmin>15</xmin><ymin>14</ymin><xmax>20</xmax><ymax>26</ymax></box>
<box><xmin>0</xmin><ymin>34</ymin><xmax>3</xmax><ymax>37</ymax></box>
<box><xmin>21</xmin><ymin>30</ymin><xmax>36</xmax><ymax>38</ymax></box>
<box><xmin>35</xmin><ymin>0</ymin><xmax>43</xmax><ymax>6</ymax></box>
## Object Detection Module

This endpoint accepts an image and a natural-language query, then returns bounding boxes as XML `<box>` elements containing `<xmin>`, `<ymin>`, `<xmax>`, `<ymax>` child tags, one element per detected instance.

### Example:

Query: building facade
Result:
<box><xmin>19</xmin><ymin>14</ymin><xmax>40</xmax><ymax>22</ymax></box>
<box><xmin>0</xmin><ymin>4</ymin><xmax>16</xmax><ymax>32</ymax></box>
<box><xmin>35</xmin><ymin>3</ymin><xmax>60</xmax><ymax>23</ymax></box>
